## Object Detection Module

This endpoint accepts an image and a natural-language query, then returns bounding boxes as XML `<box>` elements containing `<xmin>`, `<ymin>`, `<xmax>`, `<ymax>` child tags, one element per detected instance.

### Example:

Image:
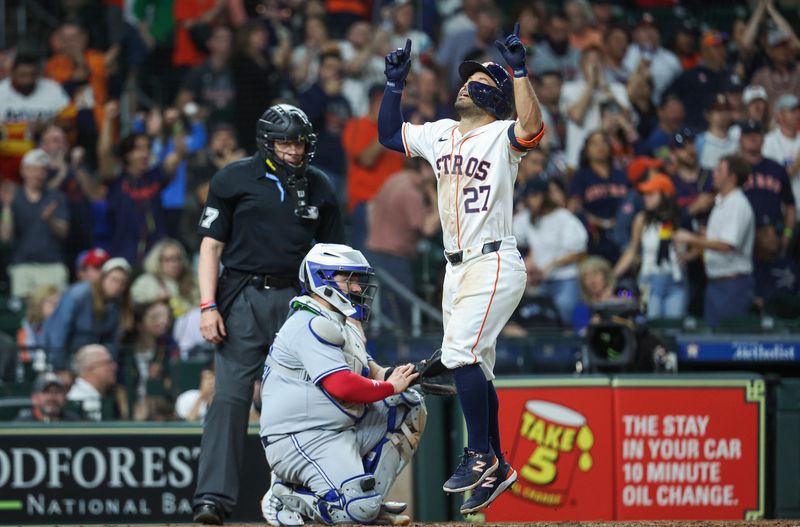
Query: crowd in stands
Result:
<box><xmin>0</xmin><ymin>0</ymin><xmax>799</xmax><ymax>422</ymax></box>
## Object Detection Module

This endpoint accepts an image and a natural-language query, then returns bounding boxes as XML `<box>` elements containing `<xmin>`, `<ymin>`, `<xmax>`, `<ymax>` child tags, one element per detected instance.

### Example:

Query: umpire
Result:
<box><xmin>192</xmin><ymin>104</ymin><xmax>344</xmax><ymax>524</ymax></box>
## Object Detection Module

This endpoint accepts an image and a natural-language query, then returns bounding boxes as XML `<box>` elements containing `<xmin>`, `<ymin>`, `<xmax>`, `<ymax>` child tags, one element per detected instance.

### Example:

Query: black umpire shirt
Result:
<box><xmin>198</xmin><ymin>153</ymin><xmax>345</xmax><ymax>277</ymax></box>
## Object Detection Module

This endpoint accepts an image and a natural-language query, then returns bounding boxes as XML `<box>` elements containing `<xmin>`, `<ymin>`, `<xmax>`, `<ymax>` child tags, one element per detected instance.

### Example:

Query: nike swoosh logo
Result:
<box><xmin>438</xmin><ymin>137</ymin><xmax>448</xmax><ymax>142</ymax></box>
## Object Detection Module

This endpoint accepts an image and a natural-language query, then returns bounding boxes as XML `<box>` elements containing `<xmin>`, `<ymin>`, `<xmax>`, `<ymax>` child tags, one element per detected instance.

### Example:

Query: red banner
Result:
<box><xmin>481</xmin><ymin>377</ymin><xmax>764</xmax><ymax>522</ymax></box>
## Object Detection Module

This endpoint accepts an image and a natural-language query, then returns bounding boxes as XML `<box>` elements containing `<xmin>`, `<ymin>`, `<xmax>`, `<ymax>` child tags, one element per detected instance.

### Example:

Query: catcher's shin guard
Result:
<box><xmin>364</xmin><ymin>389</ymin><xmax>427</xmax><ymax>495</ymax></box>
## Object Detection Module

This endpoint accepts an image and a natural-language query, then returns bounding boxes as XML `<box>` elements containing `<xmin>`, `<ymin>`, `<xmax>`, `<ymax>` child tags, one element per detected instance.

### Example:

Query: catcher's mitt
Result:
<box><xmin>385</xmin><ymin>349</ymin><xmax>457</xmax><ymax>396</ymax></box>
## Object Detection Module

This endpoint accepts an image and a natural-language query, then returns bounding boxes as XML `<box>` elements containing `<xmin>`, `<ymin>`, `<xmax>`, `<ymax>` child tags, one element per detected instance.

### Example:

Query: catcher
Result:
<box><xmin>259</xmin><ymin>243</ymin><xmax>449</xmax><ymax>526</ymax></box>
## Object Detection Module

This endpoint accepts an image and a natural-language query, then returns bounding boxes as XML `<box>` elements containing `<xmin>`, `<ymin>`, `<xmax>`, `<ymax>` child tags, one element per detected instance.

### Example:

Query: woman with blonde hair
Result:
<box><xmin>17</xmin><ymin>284</ymin><xmax>62</xmax><ymax>350</ymax></box>
<box><xmin>131</xmin><ymin>238</ymin><xmax>199</xmax><ymax>317</ymax></box>
<box><xmin>572</xmin><ymin>255</ymin><xmax>618</xmax><ymax>332</ymax></box>
<box><xmin>42</xmin><ymin>258</ymin><xmax>133</xmax><ymax>370</ymax></box>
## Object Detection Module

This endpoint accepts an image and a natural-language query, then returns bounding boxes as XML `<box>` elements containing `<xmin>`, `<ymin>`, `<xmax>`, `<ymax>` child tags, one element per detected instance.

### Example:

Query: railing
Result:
<box><xmin>368</xmin><ymin>265</ymin><xmax>443</xmax><ymax>338</ymax></box>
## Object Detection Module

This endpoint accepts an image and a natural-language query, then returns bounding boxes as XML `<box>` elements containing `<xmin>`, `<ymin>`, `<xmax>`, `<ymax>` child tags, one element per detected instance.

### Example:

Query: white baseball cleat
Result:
<box><xmin>376</xmin><ymin>510</ymin><xmax>411</xmax><ymax>525</ymax></box>
<box><xmin>381</xmin><ymin>501</ymin><xmax>408</xmax><ymax>514</ymax></box>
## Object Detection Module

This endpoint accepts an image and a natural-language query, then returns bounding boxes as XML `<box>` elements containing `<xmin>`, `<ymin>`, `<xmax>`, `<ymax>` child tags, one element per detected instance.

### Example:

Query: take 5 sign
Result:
<box><xmin>480</xmin><ymin>375</ymin><xmax>764</xmax><ymax>522</ymax></box>
<box><xmin>487</xmin><ymin>377</ymin><xmax>616</xmax><ymax>521</ymax></box>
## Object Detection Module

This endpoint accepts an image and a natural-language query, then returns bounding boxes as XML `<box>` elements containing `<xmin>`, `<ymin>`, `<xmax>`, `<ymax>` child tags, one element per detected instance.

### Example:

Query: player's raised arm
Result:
<box><xmin>378</xmin><ymin>39</ymin><xmax>412</xmax><ymax>153</ymax></box>
<box><xmin>495</xmin><ymin>23</ymin><xmax>544</xmax><ymax>141</ymax></box>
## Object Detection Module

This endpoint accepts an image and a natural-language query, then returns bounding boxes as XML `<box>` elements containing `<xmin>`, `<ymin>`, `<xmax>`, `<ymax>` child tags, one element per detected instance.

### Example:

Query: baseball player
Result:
<box><xmin>258</xmin><ymin>243</ymin><xmax>426</xmax><ymax>526</ymax></box>
<box><xmin>377</xmin><ymin>24</ymin><xmax>544</xmax><ymax>514</ymax></box>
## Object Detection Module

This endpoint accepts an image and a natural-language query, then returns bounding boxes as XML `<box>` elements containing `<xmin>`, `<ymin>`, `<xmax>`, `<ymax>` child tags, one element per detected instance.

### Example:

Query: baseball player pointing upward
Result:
<box><xmin>378</xmin><ymin>24</ymin><xmax>544</xmax><ymax>514</ymax></box>
<box><xmin>378</xmin><ymin>25</ymin><xmax>545</xmax><ymax>514</ymax></box>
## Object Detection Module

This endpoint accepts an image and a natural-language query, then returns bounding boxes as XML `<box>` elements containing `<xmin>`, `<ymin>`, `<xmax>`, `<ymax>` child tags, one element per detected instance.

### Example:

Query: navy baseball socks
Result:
<box><xmin>459</xmin><ymin>381</ymin><xmax>517</xmax><ymax>514</ymax></box>
<box><xmin>444</xmin><ymin>369</ymin><xmax>515</xmax><ymax>513</ymax></box>
<box><xmin>444</xmin><ymin>365</ymin><xmax>498</xmax><ymax>493</ymax></box>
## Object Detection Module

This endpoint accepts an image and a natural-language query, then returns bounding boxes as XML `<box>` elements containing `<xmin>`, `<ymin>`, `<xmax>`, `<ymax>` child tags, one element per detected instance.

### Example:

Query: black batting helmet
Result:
<box><xmin>458</xmin><ymin>61</ymin><xmax>514</xmax><ymax>120</ymax></box>
<box><xmin>256</xmin><ymin>104</ymin><xmax>317</xmax><ymax>175</ymax></box>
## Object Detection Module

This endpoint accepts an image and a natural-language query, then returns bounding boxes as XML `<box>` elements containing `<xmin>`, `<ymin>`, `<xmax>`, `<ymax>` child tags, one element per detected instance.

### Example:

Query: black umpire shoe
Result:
<box><xmin>193</xmin><ymin>501</ymin><xmax>224</xmax><ymax>525</ymax></box>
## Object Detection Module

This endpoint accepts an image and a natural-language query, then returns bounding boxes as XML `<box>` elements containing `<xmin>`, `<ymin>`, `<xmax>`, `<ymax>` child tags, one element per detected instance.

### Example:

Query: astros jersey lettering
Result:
<box><xmin>401</xmin><ymin>119</ymin><xmax>523</xmax><ymax>252</ymax></box>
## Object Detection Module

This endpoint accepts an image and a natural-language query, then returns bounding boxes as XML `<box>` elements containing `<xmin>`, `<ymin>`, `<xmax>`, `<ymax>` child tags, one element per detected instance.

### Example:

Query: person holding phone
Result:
<box><xmin>561</xmin><ymin>46</ymin><xmax>631</xmax><ymax>172</ymax></box>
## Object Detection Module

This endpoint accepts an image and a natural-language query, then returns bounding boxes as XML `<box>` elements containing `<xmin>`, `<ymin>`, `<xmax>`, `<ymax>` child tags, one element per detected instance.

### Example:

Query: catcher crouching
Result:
<box><xmin>259</xmin><ymin>243</ymin><xmax>448</xmax><ymax>525</ymax></box>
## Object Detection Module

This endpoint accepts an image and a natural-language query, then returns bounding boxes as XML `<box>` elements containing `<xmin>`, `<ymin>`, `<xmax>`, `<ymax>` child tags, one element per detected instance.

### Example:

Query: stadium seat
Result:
<box><xmin>170</xmin><ymin>358</ymin><xmax>210</xmax><ymax>397</ymax></box>
<box><xmin>0</xmin><ymin>397</ymin><xmax>31</xmax><ymax>421</ymax></box>
<box><xmin>4</xmin><ymin>381</ymin><xmax>33</xmax><ymax>398</ymax></box>
<box><xmin>714</xmin><ymin>315</ymin><xmax>769</xmax><ymax>334</ymax></box>
<box><xmin>647</xmin><ymin>318</ymin><xmax>685</xmax><ymax>331</ymax></box>
<box><xmin>0</xmin><ymin>294</ymin><xmax>24</xmax><ymax>337</ymax></box>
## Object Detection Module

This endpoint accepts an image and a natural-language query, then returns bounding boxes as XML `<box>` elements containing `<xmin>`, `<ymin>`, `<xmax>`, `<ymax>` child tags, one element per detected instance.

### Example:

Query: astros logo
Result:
<box><xmin>509</xmin><ymin>401</ymin><xmax>595</xmax><ymax>507</ymax></box>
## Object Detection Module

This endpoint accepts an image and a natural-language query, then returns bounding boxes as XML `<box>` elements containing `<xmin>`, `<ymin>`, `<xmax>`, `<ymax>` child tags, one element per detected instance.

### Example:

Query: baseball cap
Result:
<box><xmin>79</xmin><ymin>247</ymin><xmax>111</xmax><ymax>270</ymax></box>
<box><xmin>33</xmin><ymin>372</ymin><xmax>65</xmax><ymax>393</ymax></box>
<box><xmin>523</xmin><ymin>176</ymin><xmax>549</xmax><ymax>196</ymax></box>
<box><xmin>723</xmin><ymin>73</ymin><xmax>743</xmax><ymax>93</ymax></box>
<box><xmin>706</xmin><ymin>93</ymin><xmax>730</xmax><ymax>112</ymax></box>
<box><xmin>637</xmin><ymin>173</ymin><xmax>675</xmax><ymax>197</ymax></box>
<box><xmin>701</xmin><ymin>29</ymin><xmax>727</xmax><ymax>47</ymax></box>
<box><xmin>102</xmin><ymin>257</ymin><xmax>132</xmax><ymax>275</ymax></box>
<box><xmin>767</xmin><ymin>28</ymin><xmax>790</xmax><ymax>47</ymax></box>
<box><xmin>671</xmin><ymin>128</ymin><xmax>695</xmax><ymax>148</ymax></box>
<box><xmin>21</xmin><ymin>148</ymin><xmax>49</xmax><ymax>167</ymax></box>
<box><xmin>627</xmin><ymin>156</ymin><xmax>662</xmax><ymax>184</ymax></box>
<box><xmin>743</xmin><ymin>85</ymin><xmax>768</xmax><ymax>105</ymax></box>
<box><xmin>676</xmin><ymin>18</ymin><xmax>699</xmax><ymax>35</ymax></box>
<box><xmin>775</xmin><ymin>94</ymin><xmax>799</xmax><ymax>112</ymax></box>
<box><xmin>740</xmin><ymin>119</ymin><xmax>764</xmax><ymax>135</ymax></box>
<box><xmin>636</xmin><ymin>12</ymin><xmax>656</xmax><ymax>28</ymax></box>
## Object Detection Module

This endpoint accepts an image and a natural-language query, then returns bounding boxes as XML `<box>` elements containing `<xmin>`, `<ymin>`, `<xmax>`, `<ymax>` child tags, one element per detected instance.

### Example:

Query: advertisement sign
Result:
<box><xmin>481</xmin><ymin>375</ymin><xmax>764</xmax><ymax>522</ymax></box>
<box><xmin>678</xmin><ymin>336</ymin><xmax>799</xmax><ymax>363</ymax></box>
<box><xmin>0</xmin><ymin>424</ymin><xmax>268</xmax><ymax>524</ymax></box>
<box><xmin>613</xmin><ymin>377</ymin><xmax>765</xmax><ymax>520</ymax></box>
<box><xmin>485</xmin><ymin>377</ymin><xmax>615</xmax><ymax>521</ymax></box>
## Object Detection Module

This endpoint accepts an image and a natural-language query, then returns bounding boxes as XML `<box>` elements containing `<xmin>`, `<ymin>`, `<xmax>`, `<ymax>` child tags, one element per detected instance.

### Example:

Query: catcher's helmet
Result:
<box><xmin>256</xmin><ymin>104</ymin><xmax>317</xmax><ymax>175</ymax></box>
<box><xmin>299</xmin><ymin>243</ymin><xmax>378</xmax><ymax>321</ymax></box>
<box><xmin>458</xmin><ymin>61</ymin><xmax>514</xmax><ymax>120</ymax></box>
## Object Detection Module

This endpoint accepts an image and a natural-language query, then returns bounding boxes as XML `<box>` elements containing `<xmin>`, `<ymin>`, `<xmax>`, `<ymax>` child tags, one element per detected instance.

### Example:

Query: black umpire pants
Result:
<box><xmin>193</xmin><ymin>283</ymin><xmax>296</xmax><ymax>515</ymax></box>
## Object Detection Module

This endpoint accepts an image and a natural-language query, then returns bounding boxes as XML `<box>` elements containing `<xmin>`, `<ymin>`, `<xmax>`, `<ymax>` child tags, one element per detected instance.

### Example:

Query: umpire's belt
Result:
<box><xmin>265</xmin><ymin>354</ymin><xmax>310</xmax><ymax>381</ymax></box>
<box><xmin>222</xmin><ymin>268</ymin><xmax>297</xmax><ymax>289</ymax></box>
<box><xmin>444</xmin><ymin>240</ymin><xmax>502</xmax><ymax>266</ymax></box>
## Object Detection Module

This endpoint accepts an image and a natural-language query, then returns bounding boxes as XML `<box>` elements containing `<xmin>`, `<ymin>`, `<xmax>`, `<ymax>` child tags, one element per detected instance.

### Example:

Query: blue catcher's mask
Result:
<box><xmin>458</xmin><ymin>61</ymin><xmax>514</xmax><ymax>120</ymax></box>
<box><xmin>299</xmin><ymin>243</ymin><xmax>378</xmax><ymax>321</ymax></box>
<box><xmin>303</xmin><ymin>264</ymin><xmax>378</xmax><ymax>321</ymax></box>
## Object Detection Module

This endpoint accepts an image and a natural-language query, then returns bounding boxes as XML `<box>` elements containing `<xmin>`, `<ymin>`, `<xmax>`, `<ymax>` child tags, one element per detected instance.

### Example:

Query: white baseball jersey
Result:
<box><xmin>402</xmin><ymin>117</ymin><xmax>540</xmax><ymax>377</ymax></box>
<box><xmin>0</xmin><ymin>78</ymin><xmax>70</xmax><ymax>158</ymax></box>
<box><xmin>401</xmin><ymin>118</ymin><xmax>524</xmax><ymax>253</ymax></box>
